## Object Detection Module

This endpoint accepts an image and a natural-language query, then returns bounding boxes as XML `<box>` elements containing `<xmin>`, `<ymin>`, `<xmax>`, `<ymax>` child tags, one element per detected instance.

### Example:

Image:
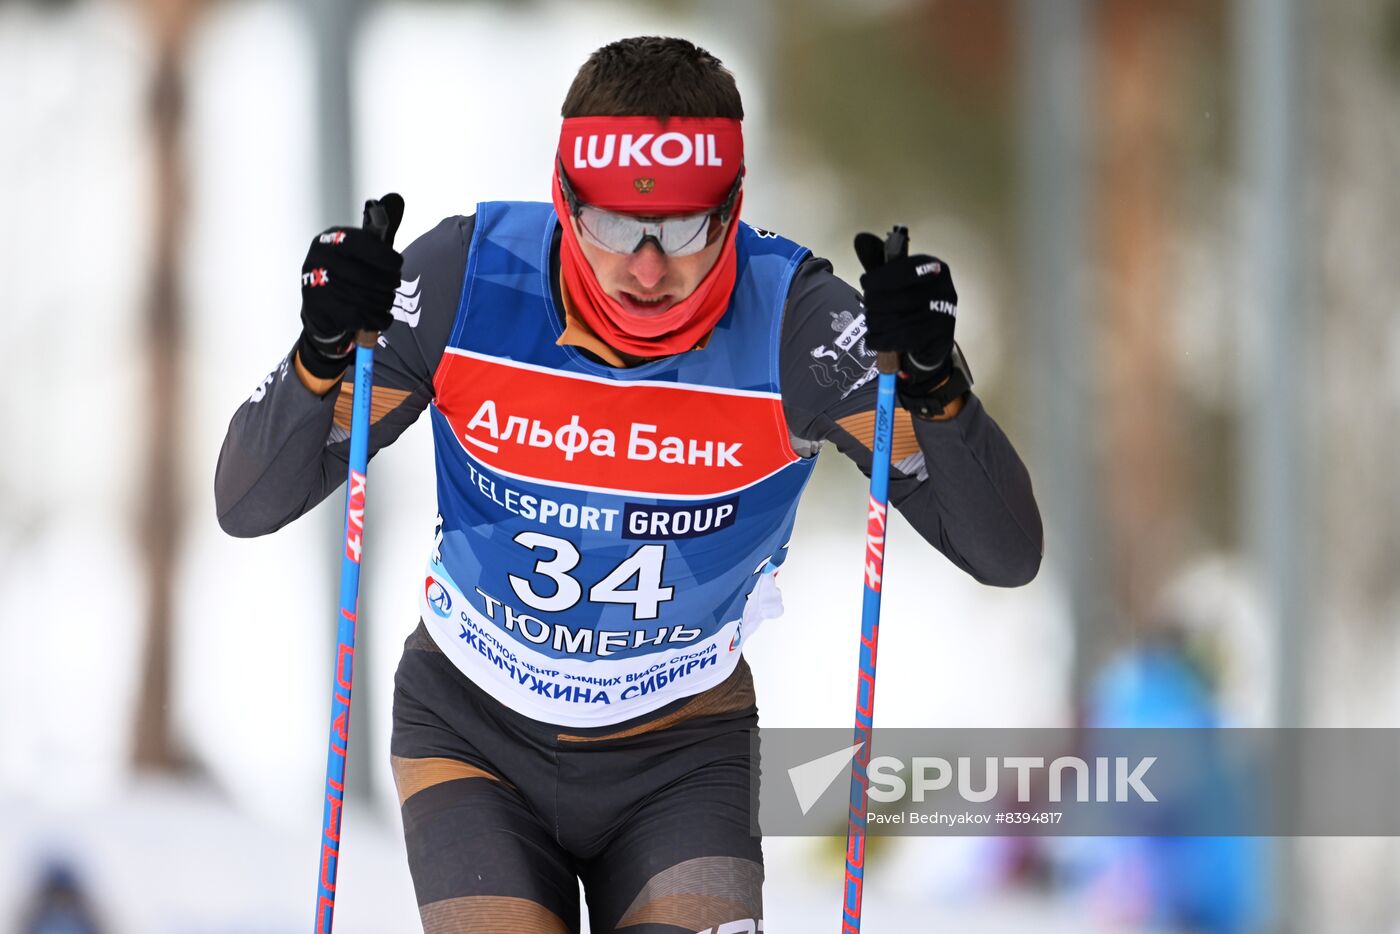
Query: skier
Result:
<box><xmin>216</xmin><ymin>36</ymin><xmax>1041</xmax><ymax>934</ymax></box>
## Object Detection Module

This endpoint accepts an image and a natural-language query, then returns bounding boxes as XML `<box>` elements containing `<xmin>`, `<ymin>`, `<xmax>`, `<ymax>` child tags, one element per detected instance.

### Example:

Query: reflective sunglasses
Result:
<box><xmin>557</xmin><ymin>160</ymin><xmax>743</xmax><ymax>257</ymax></box>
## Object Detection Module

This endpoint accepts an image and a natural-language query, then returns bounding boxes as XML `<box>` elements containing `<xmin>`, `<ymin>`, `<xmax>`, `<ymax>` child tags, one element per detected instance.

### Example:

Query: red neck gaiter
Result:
<box><xmin>552</xmin><ymin>116</ymin><xmax>744</xmax><ymax>358</ymax></box>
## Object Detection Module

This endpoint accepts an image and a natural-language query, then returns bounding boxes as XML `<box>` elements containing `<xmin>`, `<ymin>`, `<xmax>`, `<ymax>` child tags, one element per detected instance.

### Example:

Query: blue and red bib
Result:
<box><xmin>421</xmin><ymin>202</ymin><xmax>815</xmax><ymax>725</ymax></box>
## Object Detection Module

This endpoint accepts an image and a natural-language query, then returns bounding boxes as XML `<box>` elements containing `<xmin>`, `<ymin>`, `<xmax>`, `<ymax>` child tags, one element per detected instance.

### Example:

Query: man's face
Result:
<box><xmin>574</xmin><ymin>217</ymin><xmax>728</xmax><ymax>319</ymax></box>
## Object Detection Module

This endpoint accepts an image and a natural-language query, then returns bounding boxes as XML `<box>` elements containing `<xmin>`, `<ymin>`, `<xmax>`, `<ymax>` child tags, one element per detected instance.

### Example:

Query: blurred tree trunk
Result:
<box><xmin>132</xmin><ymin>0</ymin><xmax>203</xmax><ymax>773</ymax></box>
<box><xmin>1093</xmin><ymin>0</ymin><xmax>1194</xmax><ymax>629</ymax></box>
<box><xmin>1308</xmin><ymin>1</ymin><xmax>1400</xmax><ymax>928</ymax></box>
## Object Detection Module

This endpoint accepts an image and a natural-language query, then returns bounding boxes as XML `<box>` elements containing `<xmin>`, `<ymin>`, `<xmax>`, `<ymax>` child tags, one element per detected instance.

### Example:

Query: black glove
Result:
<box><xmin>296</xmin><ymin>193</ymin><xmax>405</xmax><ymax>379</ymax></box>
<box><xmin>854</xmin><ymin>230</ymin><xmax>968</xmax><ymax>417</ymax></box>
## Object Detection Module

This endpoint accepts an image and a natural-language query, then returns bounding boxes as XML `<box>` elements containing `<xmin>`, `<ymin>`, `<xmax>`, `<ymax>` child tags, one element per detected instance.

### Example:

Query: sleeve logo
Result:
<box><xmin>391</xmin><ymin>276</ymin><xmax>422</xmax><ymax>328</ymax></box>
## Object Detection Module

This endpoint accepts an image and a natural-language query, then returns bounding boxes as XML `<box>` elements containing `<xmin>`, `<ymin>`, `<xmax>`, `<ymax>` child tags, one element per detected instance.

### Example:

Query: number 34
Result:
<box><xmin>508</xmin><ymin>531</ymin><xmax>675</xmax><ymax>620</ymax></box>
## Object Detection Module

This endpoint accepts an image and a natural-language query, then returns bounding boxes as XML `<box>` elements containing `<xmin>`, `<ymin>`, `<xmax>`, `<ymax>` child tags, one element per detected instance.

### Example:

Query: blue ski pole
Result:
<box><xmin>842</xmin><ymin>225</ymin><xmax>907</xmax><ymax>933</ymax></box>
<box><xmin>314</xmin><ymin>197</ymin><xmax>393</xmax><ymax>934</ymax></box>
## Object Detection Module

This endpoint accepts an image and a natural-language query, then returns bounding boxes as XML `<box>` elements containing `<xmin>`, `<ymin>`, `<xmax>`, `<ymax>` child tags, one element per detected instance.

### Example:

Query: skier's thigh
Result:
<box><xmin>582</xmin><ymin>753</ymin><xmax>763</xmax><ymax>934</ymax></box>
<box><xmin>397</xmin><ymin>761</ymin><xmax>580</xmax><ymax>934</ymax></box>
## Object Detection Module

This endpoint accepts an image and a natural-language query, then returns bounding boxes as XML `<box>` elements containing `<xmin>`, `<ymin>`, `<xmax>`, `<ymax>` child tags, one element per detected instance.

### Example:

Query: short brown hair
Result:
<box><xmin>562</xmin><ymin>37</ymin><xmax>744</xmax><ymax>120</ymax></box>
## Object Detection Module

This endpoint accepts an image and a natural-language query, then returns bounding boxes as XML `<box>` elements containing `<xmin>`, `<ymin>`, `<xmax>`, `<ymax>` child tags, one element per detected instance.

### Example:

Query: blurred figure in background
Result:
<box><xmin>1059</xmin><ymin>591</ymin><xmax>1266</xmax><ymax>933</ymax></box>
<box><xmin>16</xmin><ymin>859</ymin><xmax>105</xmax><ymax>934</ymax></box>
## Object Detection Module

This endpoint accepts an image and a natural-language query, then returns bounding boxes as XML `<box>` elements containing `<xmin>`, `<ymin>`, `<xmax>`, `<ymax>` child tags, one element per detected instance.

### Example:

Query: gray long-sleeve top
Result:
<box><xmin>216</xmin><ymin>215</ymin><xmax>1042</xmax><ymax>587</ymax></box>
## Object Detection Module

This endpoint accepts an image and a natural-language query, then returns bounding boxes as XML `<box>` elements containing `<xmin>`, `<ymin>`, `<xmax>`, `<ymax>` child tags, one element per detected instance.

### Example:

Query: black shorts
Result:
<box><xmin>390</xmin><ymin>622</ymin><xmax>764</xmax><ymax>934</ymax></box>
